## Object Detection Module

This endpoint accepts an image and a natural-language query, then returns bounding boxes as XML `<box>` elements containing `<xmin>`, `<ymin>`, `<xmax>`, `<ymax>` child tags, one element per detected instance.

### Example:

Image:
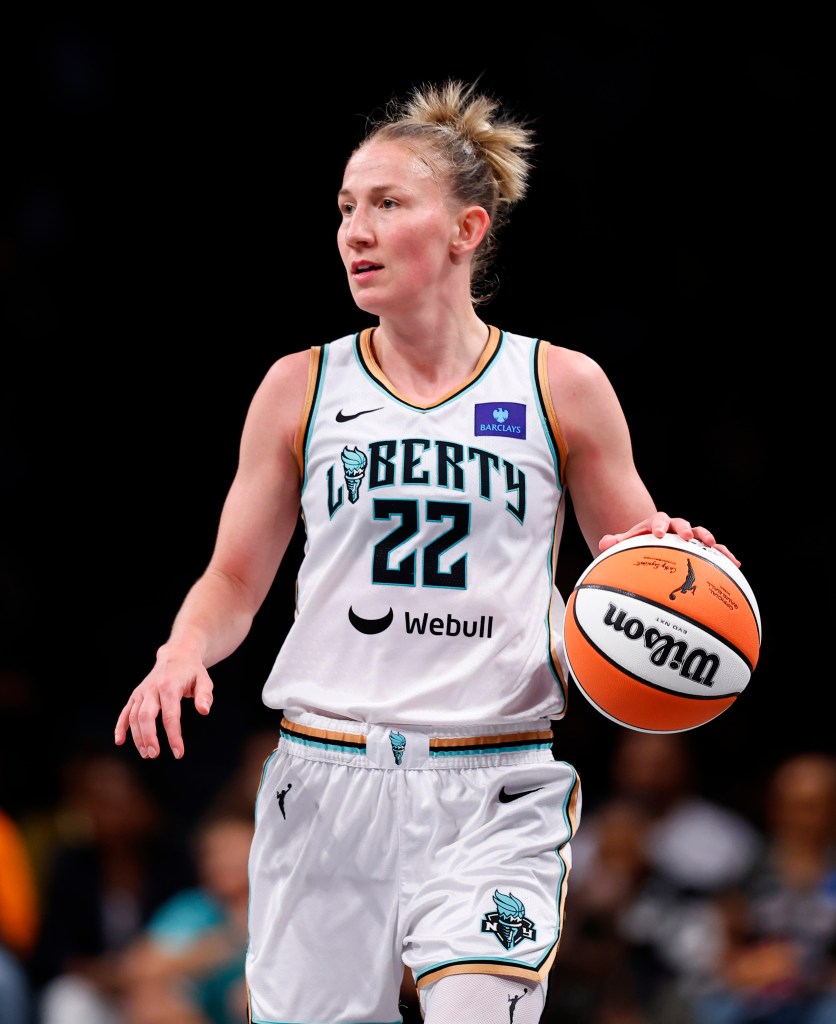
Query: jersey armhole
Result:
<box><xmin>536</xmin><ymin>340</ymin><xmax>569</xmax><ymax>488</ymax></box>
<box><xmin>294</xmin><ymin>346</ymin><xmax>324</xmax><ymax>481</ymax></box>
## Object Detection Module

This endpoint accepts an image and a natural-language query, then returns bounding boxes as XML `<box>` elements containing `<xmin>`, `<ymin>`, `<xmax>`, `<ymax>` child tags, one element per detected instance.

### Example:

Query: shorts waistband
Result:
<box><xmin>279</xmin><ymin>713</ymin><xmax>554</xmax><ymax>769</ymax></box>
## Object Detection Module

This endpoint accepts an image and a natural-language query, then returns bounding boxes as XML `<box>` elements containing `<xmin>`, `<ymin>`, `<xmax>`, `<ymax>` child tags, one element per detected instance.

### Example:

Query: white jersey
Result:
<box><xmin>262</xmin><ymin>326</ymin><xmax>570</xmax><ymax>725</ymax></box>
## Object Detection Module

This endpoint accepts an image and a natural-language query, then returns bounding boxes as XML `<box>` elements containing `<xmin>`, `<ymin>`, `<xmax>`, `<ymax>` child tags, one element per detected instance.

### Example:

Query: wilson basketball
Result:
<box><xmin>563</xmin><ymin>533</ymin><xmax>761</xmax><ymax>733</ymax></box>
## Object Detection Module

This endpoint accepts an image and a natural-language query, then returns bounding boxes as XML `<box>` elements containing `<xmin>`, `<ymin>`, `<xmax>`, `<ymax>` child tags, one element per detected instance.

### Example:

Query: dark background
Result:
<box><xmin>1</xmin><ymin>12</ymin><xmax>824</xmax><ymax>828</ymax></box>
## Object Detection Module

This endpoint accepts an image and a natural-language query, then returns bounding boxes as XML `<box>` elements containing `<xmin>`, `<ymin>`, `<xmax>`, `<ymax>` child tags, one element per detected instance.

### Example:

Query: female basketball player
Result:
<box><xmin>114</xmin><ymin>79</ymin><xmax>739</xmax><ymax>1023</ymax></box>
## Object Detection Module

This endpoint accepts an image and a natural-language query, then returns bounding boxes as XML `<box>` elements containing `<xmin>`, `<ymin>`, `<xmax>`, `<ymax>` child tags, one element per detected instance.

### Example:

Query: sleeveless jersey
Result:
<box><xmin>261</xmin><ymin>326</ymin><xmax>571</xmax><ymax>726</ymax></box>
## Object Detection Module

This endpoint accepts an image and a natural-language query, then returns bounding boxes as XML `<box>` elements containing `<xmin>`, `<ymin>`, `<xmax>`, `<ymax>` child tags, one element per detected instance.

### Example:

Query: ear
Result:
<box><xmin>451</xmin><ymin>205</ymin><xmax>491</xmax><ymax>255</ymax></box>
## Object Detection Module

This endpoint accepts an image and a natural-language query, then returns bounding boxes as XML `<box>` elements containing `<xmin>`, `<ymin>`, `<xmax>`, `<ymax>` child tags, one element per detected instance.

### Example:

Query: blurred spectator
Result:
<box><xmin>30</xmin><ymin>748</ymin><xmax>195</xmax><ymax>1024</ymax></box>
<box><xmin>207</xmin><ymin>728</ymin><xmax>277</xmax><ymax>820</ymax></box>
<box><xmin>118</xmin><ymin>810</ymin><xmax>253</xmax><ymax>1024</ymax></box>
<box><xmin>600</xmin><ymin>729</ymin><xmax>764</xmax><ymax>892</ymax></box>
<box><xmin>22</xmin><ymin>746</ymin><xmax>117</xmax><ymax>899</ymax></box>
<box><xmin>544</xmin><ymin>798</ymin><xmax>653</xmax><ymax>1023</ymax></box>
<box><xmin>552</xmin><ymin>730</ymin><xmax>764</xmax><ymax>1023</ymax></box>
<box><xmin>691</xmin><ymin>751</ymin><xmax>836</xmax><ymax>1024</ymax></box>
<box><xmin>0</xmin><ymin>804</ymin><xmax>39</xmax><ymax>1024</ymax></box>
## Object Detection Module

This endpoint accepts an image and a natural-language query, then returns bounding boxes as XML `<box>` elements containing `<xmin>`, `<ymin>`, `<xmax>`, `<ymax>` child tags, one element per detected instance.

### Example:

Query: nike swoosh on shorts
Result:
<box><xmin>498</xmin><ymin>786</ymin><xmax>543</xmax><ymax>803</ymax></box>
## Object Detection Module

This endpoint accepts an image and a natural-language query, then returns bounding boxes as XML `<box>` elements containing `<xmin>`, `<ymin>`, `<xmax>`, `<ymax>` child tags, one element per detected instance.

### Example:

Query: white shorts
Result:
<box><xmin>246</xmin><ymin>713</ymin><xmax>582</xmax><ymax>1024</ymax></box>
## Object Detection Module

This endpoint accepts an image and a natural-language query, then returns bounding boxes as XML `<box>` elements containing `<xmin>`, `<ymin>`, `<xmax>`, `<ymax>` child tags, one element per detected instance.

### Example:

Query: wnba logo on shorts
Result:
<box><xmin>481</xmin><ymin>890</ymin><xmax>537</xmax><ymax>949</ymax></box>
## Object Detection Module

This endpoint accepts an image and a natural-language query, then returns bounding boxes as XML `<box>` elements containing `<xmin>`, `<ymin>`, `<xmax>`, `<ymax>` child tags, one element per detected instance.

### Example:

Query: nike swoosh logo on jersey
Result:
<box><xmin>336</xmin><ymin>406</ymin><xmax>384</xmax><ymax>422</ymax></box>
<box><xmin>498</xmin><ymin>785</ymin><xmax>543</xmax><ymax>803</ymax></box>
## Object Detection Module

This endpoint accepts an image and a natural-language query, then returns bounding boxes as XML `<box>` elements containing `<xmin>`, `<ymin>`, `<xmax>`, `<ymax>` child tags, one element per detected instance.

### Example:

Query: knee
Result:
<box><xmin>420</xmin><ymin>973</ymin><xmax>546</xmax><ymax>1023</ymax></box>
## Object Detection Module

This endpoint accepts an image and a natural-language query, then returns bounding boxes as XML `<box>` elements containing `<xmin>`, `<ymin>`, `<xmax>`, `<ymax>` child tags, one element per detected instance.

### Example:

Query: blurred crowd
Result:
<box><xmin>2</xmin><ymin>724</ymin><xmax>835</xmax><ymax>1024</ymax></box>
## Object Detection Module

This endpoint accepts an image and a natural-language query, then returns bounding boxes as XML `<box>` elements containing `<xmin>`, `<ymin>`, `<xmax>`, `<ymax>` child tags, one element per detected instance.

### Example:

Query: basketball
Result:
<box><xmin>563</xmin><ymin>533</ymin><xmax>761</xmax><ymax>733</ymax></box>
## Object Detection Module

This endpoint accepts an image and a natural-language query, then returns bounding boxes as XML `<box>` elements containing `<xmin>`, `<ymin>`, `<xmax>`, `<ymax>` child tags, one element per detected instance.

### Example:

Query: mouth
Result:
<box><xmin>351</xmin><ymin>261</ymin><xmax>383</xmax><ymax>277</ymax></box>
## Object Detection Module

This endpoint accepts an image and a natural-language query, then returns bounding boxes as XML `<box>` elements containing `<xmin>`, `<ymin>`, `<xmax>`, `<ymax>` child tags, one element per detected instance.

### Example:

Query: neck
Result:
<box><xmin>371</xmin><ymin>315</ymin><xmax>490</xmax><ymax>404</ymax></box>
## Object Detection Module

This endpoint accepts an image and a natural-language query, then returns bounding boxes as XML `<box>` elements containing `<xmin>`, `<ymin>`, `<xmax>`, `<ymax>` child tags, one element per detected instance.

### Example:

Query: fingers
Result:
<box><xmin>598</xmin><ymin>515</ymin><xmax>739</xmax><ymax>566</ymax></box>
<box><xmin>193</xmin><ymin>668</ymin><xmax>215</xmax><ymax>716</ymax></box>
<box><xmin>691</xmin><ymin>524</ymin><xmax>716</xmax><ymax>546</ymax></box>
<box><xmin>158</xmin><ymin>688</ymin><xmax>186</xmax><ymax>760</ymax></box>
<box><xmin>689</xmin><ymin>523</ymin><xmax>741</xmax><ymax>566</ymax></box>
<box><xmin>598</xmin><ymin>516</ymin><xmax>663</xmax><ymax>552</ymax></box>
<box><xmin>113</xmin><ymin>703</ymin><xmax>131</xmax><ymax>746</ymax></box>
<box><xmin>664</xmin><ymin>516</ymin><xmax>694</xmax><ymax>541</ymax></box>
<box><xmin>128</xmin><ymin>687</ymin><xmax>169</xmax><ymax>760</ymax></box>
<box><xmin>709</xmin><ymin>541</ymin><xmax>741</xmax><ymax>568</ymax></box>
<box><xmin>114</xmin><ymin>685</ymin><xmax>183</xmax><ymax>760</ymax></box>
<box><xmin>114</xmin><ymin>668</ymin><xmax>216</xmax><ymax>760</ymax></box>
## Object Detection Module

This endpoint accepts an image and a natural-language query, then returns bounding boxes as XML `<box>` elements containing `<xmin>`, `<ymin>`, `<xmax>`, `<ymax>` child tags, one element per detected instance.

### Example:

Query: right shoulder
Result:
<box><xmin>257</xmin><ymin>347</ymin><xmax>318</xmax><ymax>401</ymax></box>
<box><xmin>256</xmin><ymin>333</ymin><xmax>358</xmax><ymax>400</ymax></box>
<box><xmin>250</xmin><ymin>334</ymin><xmax>361</xmax><ymax>436</ymax></box>
<box><xmin>254</xmin><ymin>333</ymin><xmax>359</xmax><ymax>416</ymax></box>
<box><xmin>239</xmin><ymin>348</ymin><xmax>319</xmax><ymax>458</ymax></box>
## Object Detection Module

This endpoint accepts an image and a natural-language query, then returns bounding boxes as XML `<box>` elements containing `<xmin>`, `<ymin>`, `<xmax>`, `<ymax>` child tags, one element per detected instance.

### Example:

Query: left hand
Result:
<box><xmin>598</xmin><ymin>513</ymin><xmax>740</xmax><ymax>567</ymax></box>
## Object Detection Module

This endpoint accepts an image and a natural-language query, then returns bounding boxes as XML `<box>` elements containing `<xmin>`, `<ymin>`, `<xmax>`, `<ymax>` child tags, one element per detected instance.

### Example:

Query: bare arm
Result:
<box><xmin>114</xmin><ymin>349</ymin><xmax>311</xmax><ymax>759</ymax></box>
<box><xmin>548</xmin><ymin>345</ymin><xmax>739</xmax><ymax>565</ymax></box>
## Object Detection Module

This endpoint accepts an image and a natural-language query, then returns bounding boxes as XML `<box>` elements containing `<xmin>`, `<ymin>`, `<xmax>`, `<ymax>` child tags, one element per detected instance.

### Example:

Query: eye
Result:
<box><xmin>381</xmin><ymin>198</ymin><xmax>398</xmax><ymax>210</ymax></box>
<box><xmin>339</xmin><ymin>201</ymin><xmax>355</xmax><ymax>216</ymax></box>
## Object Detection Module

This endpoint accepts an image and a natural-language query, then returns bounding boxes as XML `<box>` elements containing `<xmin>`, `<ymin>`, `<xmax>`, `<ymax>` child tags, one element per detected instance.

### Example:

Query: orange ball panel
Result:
<box><xmin>581</xmin><ymin>546</ymin><xmax>760</xmax><ymax>666</ymax></box>
<box><xmin>564</xmin><ymin>619</ymin><xmax>738</xmax><ymax>732</ymax></box>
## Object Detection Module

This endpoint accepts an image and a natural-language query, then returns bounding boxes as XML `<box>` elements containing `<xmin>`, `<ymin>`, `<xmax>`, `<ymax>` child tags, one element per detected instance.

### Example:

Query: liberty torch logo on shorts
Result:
<box><xmin>481</xmin><ymin>889</ymin><xmax>537</xmax><ymax>949</ymax></box>
<box><xmin>389</xmin><ymin>730</ymin><xmax>406</xmax><ymax>765</ymax></box>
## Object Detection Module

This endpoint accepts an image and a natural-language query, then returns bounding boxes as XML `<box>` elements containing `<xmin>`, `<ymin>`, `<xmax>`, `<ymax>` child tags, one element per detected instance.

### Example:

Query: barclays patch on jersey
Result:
<box><xmin>474</xmin><ymin>402</ymin><xmax>526</xmax><ymax>439</ymax></box>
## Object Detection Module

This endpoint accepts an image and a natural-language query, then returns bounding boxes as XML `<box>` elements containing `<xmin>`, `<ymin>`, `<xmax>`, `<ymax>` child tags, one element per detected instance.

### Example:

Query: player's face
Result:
<box><xmin>337</xmin><ymin>139</ymin><xmax>459</xmax><ymax>317</ymax></box>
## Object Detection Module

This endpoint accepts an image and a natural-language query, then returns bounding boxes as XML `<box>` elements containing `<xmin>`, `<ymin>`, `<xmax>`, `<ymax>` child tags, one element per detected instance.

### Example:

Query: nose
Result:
<box><xmin>342</xmin><ymin>207</ymin><xmax>373</xmax><ymax>247</ymax></box>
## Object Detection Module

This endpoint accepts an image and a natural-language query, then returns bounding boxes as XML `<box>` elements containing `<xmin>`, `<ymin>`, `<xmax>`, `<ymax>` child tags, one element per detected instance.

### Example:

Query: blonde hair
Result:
<box><xmin>358</xmin><ymin>79</ymin><xmax>536</xmax><ymax>305</ymax></box>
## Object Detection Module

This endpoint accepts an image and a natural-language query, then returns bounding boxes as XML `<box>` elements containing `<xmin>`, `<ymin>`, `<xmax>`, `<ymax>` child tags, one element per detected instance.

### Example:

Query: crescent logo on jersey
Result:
<box><xmin>348</xmin><ymin>606</ymin><xmax>495</xmax><ymax>639</ymax></box>
<box><xmin>348</xmin><ymin>606</ymin><xmax>394</xmax><ymax>634</ymax></box>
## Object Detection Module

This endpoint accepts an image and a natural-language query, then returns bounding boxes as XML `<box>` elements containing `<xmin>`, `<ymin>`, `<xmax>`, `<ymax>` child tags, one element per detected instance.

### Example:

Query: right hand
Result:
<box><xmin>114</xmin><ymin>649</ymin><xmax>214</xmax><ymax>760</ymax></box>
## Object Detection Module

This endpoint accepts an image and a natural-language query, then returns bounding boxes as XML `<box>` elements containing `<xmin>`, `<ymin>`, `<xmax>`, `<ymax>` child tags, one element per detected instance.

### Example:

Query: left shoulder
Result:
<box><xmin>496</xmin><ymin>333</ymin><xmax>617</xmax><ymax>405</ymax></box>
<box><xmin>545</xmin><ymin>344</ymin><xmax>616</xmax><ymax>403</ymax></box>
